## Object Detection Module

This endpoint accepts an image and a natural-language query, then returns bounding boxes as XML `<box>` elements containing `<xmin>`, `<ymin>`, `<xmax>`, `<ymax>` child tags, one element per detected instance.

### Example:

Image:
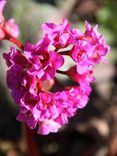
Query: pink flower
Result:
<box><xmin>3</xmin><ymin>47</ymin><xmax>91</xmax><ymax>134</ymax></box>
<box><xmin>67</xmin><ymin>66</ymin><xmax>95</xmax><ymax>84</ymax></box>
<box><xmin>70</xmin><ymin>41</ymin><xmax>93</xmax><ymax>74</ymax></box>
<box><xmin>38</xmin><ymin>119</ymin><xmax>61</xmax><ymax>135</ymax></box>
<box><xmin>3</xmin><ymin>47</ymin><xmax>30</xmax><ymax>68</ymax></box>
<box><xmin>16</xmin><ymin>86</ymin><xmax>91</xmax><ymax>135</ymax></box>
<box><xmin>6</xmin><ymin>65</ymin><xmax>27</xmax><ymax>103</ymax></box>
<box><xmin>24</xmin><ymin>37</ymin><xmax>64</xmax><ymax>80</ymax></box>
<box><xmin>70</xmin><ymin>21</ymin><xmax>110</xmax><ymax>74</ymax></box>
<box><xmin>5</xmin><ymin>18</ymin><xmax>19</xmax><ymax>38</ymax></box>
<box><xmin>3</xmin><ymin>19</ymin><xmax>110</xmax><ymax>135</ymax></box>
<box><xmin>84</xmin><ymin>21</ymin><xmax>110</xmax><ymax>62</ymax></box>
<box><xmin>42</xmin><ymin>19</ymin><xmax>74</xmax><ymax>49</ymax></box>
<box><xmin>0</xmin><ymin>0</ymin><xmax>19</xmax><ymax>39</ymax></box>
<box><xmin>42</xmin><ymin>19</ymin><xmax>70</xmax><ymax>36</ymax></box>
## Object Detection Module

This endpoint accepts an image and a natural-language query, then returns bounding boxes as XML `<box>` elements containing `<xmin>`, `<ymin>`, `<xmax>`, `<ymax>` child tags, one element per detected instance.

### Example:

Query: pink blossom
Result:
<box><xmin>3</xmin><ymin>47</ymin><xmax>91</xmax><ymax>134</ymax></box>
<box><xmin>84</xmin><ymin>21</ymin><xmax>110</xmax><ymax>62</ymax></box>
<box><xmin>16</xmin><ymin>86</ymin><xmax>91</xmax><ymax>135</ymax></box>
<box><xmin>70</xmin><ymin>21</ymin><xmax>110</xmax><ymax>74</ymax></box>
<box><xmin>5</xmin><ymin>18</ymin><xmax>19</xmax><ymax>38</ymax></box>
<box><xmin>3</xmin><ymin>19</ymin><xmax>110</xmax><ymax>135</ymax></box>
<box><xmin>3</xmin><ymin>47</ymin><xmax>29</xmax><ymax>68</ymax></box>
<box><xmin>42</xmin><ymin>19</ymin><xmax>70</xmax><ymax>36</ymax></box>
<box><xmin>24</xmin><ymin>37</ymin><xmax>64</xmax><ymax>80</ymax></box>
<box><xmin>70</xmin><ymin>41</ymin><xmax>93</xmax><ymax>74</ymax></box>
<box><xmin>38</xmin><ymin>119</ymin><xmax>61</xmax><ymax>135</ymax></box>
<box><xmin>42</xmin><ymin>19</ymin><xmax>74</xmax><ymax>49</ymax></box>
<box><xmin>67</xmin><ymin>66</ymin><xmax>95</xmax><ymax>84</ymax></box>
<box><xmin>0</xmin><ymin>0</ymin><xmax>19</xmax><ymax>39</ymax></box>
<box><xmin>6</xmin><ymin>65</ymin><xmax>27</xmax><ymax>103</ymax></box>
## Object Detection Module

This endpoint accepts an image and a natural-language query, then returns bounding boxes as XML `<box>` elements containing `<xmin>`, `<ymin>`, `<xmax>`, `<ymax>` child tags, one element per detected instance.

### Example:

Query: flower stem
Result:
<box><xmin>25</xmin><ymin>125</ymin><xmax>41</xmax><ymax>156</ymax></box>
<box><xmin>8</xmin><ymin>35</ymin><xmax>24</xmax><ymax>50</ymax></box>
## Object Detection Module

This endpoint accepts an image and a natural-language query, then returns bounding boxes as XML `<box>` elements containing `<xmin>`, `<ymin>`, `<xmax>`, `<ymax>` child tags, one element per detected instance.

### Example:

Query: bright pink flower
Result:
<box><xmin>3</xmin><ymin>19</ymin><xmax>110</xmax><ymax>135</ymax></box>
<box><xmin>84</xmin><ymin>21</ymin><xmax>110</xmax><ymax>62</ymax></box>
<box><xmin>42</xmin><ymin>19</ymin><xmax>70</xmax><ymax>35</ymax></box>
<box><xmin>24</xmin><ymin>37</ymin><xmax>64</xmax><ymax>80</ymax></box>
<box><xmin>6</xmin><ymin>65</ymin><xmax>27</xmax><ymax>103</ymax></box>
<box><xmin>3</xmin><ymin>47</ymin><xmax>38</xmax><ymax>102</ymax></box>
<box><xmin>5</xmin><ymin>18</ymin><xmax>19</xmax><ymax>38</ymax></box>
<box><xmin>3</xmin><ymin>47</ymin><xmax>92</xmax><ymax>134</ymax></box>
<box><xmin>38</xmin><ymin>119</ymin><xmax>61</xmax><ymax>135</ymax></box>
<box><xmin>0</xmin><ymin>0</ymin><xmax>19</xmax><ymax>39</ymax></box>
<box><xmin>3</xmin><ymin>46</ymin><xmax>29</xmax><ymax>68</ymax></box>
<box><xmin>67</xmin><ymin>66</ymin><xmax>95</xmax><ymax>84</ymax></box>
<box><xmin>42</xmin><ymin>19</ymin><xmax>74</xmax><ymax>49</ymax></box>
<box><xmin>16</xmin><ymin>86</ymin><xmax>91</xmax><ymax>135</ymax></box>
<box><xmin>70</xmin><ymin>21</ymin><xmax>110</xmax><ymax>74</ymax></box>
<box><xmin>70</xmin><ymin>41</ymin><xmax>93</xmax><ymax>74</ymax></box>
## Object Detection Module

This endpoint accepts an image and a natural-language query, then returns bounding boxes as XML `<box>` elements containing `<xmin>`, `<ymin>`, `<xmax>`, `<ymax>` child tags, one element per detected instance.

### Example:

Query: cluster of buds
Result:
<box><xmin>1</xmin><ymin>0</ymin><xmax>110</xmax><ymax>134</ymax></box>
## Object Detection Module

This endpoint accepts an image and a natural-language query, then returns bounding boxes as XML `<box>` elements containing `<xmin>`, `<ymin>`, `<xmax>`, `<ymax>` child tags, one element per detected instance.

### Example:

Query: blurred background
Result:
<box><xmin>0</xmin><ymin>0</ymin><xmax>117</xmax><ymax>155</ymax></box>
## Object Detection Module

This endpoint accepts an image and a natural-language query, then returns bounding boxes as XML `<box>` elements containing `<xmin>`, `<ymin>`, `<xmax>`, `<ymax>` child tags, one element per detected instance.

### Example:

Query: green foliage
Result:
<box><xmin>96</xmin><ymin>0</ymin><xmax>117</xmax><ymax>62</ymax></box>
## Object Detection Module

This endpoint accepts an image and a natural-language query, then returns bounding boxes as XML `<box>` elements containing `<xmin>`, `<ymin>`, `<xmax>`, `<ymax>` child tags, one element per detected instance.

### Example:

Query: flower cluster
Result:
<box><xmin>3</xmin><ymin>13</ymin><xmax>109</xmax><ymax>134</ymax></box>
<box><xmin>0</xmin><ymin>0</ymin><xmax>19</xmax><ymax>40</ymax></box>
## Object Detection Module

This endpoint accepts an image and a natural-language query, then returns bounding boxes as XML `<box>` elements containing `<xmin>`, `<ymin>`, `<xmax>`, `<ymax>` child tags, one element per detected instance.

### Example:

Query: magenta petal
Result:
<box><xmin>38</xmin><ymin>120</ymin><xmax>61</xmax><ymax>135</ymax></box>
<box><xmin>77</xmin><ymin>96</ymin><xmax>89</xmax><ymax>109</ymax></box>
<box><xmin>16</xmin><ymin>113</ymin><xmax>26</xmax><ymax>122</ymax></box>
<box><xmin>27</xmin><ymin>116</ymin><xmax>37</xmax><ymax>129</ymax></box>
<box><xmin>77</xmin><ymin>63</ymin><xmax>88</xmax><ymax>74</ymax></box>
<box><xmin>42</xmin><ymin>23</ymin><xmax>56</xmax><ymax>34</ymax></box>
